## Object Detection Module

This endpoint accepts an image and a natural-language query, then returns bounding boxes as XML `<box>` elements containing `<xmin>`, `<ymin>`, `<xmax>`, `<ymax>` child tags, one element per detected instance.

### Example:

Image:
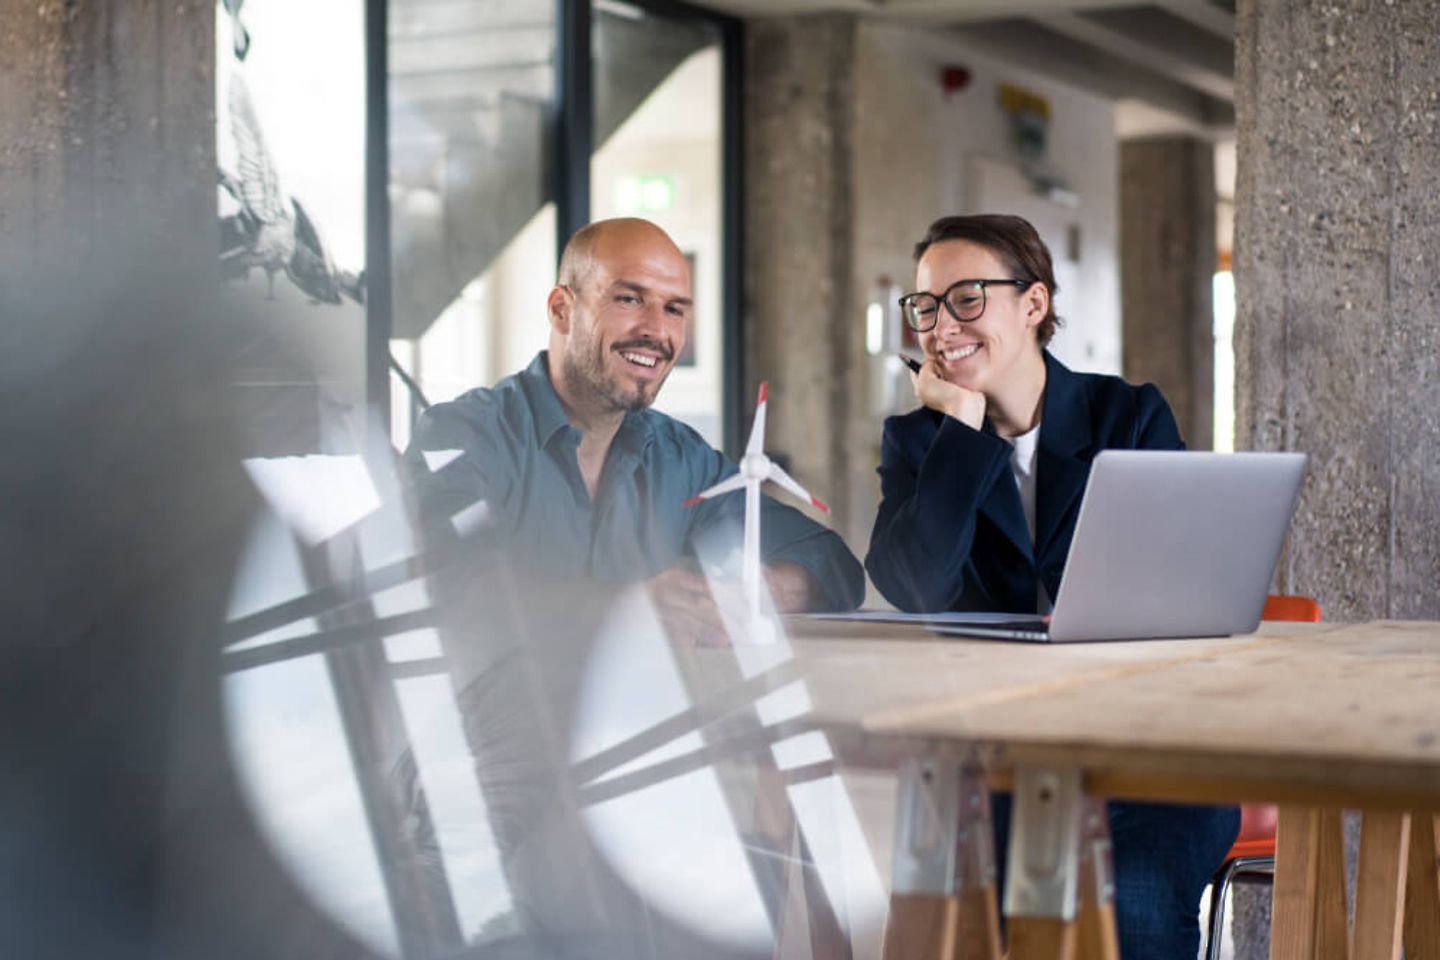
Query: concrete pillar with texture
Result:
<box><xmin>1120</xmin><ymin>136</ymin><xmax>1216</xmax><ymax>449</ymax></box>
<box><xmin>0</xmin><ymin>0</ymin><xmax>217</xmax><ymax>286</ymax></box>
<box><xmin>745</xmin><ymin>15</ymin><xmax>860</xmax><ymax>540</ymax></box>
<box><xmin>1234</xmin><ymin>0</ymin><xmax>1440</xmax><ymax>621</ymax></box>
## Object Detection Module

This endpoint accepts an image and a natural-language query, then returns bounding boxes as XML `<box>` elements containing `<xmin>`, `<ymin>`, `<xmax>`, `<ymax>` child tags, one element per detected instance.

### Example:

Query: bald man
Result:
<box><xmin>405</xmin><ymin>218</ymin><xmax>864</xmax><ymax>634</ymax></box>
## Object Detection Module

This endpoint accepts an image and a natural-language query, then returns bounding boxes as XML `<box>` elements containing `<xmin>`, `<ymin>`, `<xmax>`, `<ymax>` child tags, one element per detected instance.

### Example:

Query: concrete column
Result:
<box><xmin>0</xmin><ymin>0</ymin><xmax>216</xmax><ymax>287</ymax></box>
<box><xmin>745</xmin><ymin>15</ymin><xmax>860</xmax><ymax>541</ymax></box>
<box><xmin>1234</xmin><ymin>0</ymin><xmax>1440</xmax><ymax>621</ymax></box>
<box><xmin>1120</xmin><ymin>137</ymin><xmax>1216</xmax><ymax>449</ymax></box>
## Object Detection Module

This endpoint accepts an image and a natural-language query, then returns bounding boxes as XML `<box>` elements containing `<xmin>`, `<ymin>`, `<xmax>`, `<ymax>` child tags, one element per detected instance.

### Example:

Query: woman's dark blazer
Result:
<box><xmin>865</xmin><ymin>351</ymin><xmax>1184</xmax><ymax>613</ymax></box>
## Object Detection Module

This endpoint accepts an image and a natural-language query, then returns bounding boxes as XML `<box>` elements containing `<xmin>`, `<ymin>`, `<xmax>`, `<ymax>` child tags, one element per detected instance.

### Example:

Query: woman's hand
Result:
<box><xmin>911</xmin><ymin>359</ymin><xmax>986</xmax><ymax>431</ymax></box>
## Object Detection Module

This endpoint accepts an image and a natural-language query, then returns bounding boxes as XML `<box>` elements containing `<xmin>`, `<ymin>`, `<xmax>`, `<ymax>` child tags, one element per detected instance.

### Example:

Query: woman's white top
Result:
<box><xmin>1005</xmin><ymin>422</ymin><xmax>1052</xmax><ymax>614</ymax></box>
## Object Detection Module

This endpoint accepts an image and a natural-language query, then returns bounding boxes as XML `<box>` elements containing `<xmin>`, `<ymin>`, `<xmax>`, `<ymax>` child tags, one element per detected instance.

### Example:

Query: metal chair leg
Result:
<box><xmin>1204</xmin><ymin>856</ymin><xmax>1276</xmax><ymax>960</ymax></box>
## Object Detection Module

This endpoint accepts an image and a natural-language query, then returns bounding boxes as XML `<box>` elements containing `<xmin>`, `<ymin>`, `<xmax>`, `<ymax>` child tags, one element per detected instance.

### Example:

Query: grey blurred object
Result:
<box><xmin>0</xmin><ymin>273</ymin><xmax>386</xmax><ymax>960</ymax></box>
<box><xmin>220</xmin><ymin>74</ymin><xmax>361</xmax><ymax>305</ymax></box>
<box><xmin>222</xmin><ymin>0</ymin><xmax>251</xmax><ymax>60</ymax></box>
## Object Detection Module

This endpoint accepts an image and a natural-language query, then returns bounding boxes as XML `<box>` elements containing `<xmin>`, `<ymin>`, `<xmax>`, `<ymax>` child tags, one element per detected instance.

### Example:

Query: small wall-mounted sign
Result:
<box><xmin>613</xmin><ymin>174</ymin><xmax>675</xmax><ymax>214</ymax></box>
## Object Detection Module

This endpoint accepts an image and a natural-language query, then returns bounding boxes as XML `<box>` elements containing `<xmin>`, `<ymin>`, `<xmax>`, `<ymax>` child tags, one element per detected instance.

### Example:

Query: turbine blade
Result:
<box><xmin>684</xmin><ymin>472</ymin><xmax>747</xmax><ymax>506</ymax></box>
<box><xmin>766</xmin><ymin>464</ymin><xmax>829</xmax><ymax>513</ymax></box>
<box><xmin>745</xmin><ymin>381</ymin><xmax>768</xmax><ymax>457</ymax></box>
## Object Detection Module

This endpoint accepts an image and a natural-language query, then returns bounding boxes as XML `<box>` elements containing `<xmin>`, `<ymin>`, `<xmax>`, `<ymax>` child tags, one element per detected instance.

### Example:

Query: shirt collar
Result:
<box><xmin>519</xmin><ymin>350</ymin><xmax>657</xmax><ymax>455</ymax></box>
<box><xmin>519</xmin><ymin>351</ymin><xmax>575</xmax><ymax>448</ymax></box>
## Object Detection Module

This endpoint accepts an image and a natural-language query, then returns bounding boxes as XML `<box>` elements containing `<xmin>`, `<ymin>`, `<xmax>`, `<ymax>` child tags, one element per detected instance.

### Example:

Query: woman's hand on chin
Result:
<box><xmin>912</xmin><ymin>359</ymin><xmax>985</xmax><ymax>431</ymax></box>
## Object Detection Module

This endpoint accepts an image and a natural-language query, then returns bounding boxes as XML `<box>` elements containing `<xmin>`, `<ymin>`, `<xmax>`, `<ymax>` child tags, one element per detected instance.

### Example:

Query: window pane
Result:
<box><xmin>389</xmin><ymin>0</ymin><xmax>559</xmax><ymax>449</ymax></box>
<box><xmin>592</xmin><ymin>5</ymin><xmax>725</xmax><ymax>447</ymax></box>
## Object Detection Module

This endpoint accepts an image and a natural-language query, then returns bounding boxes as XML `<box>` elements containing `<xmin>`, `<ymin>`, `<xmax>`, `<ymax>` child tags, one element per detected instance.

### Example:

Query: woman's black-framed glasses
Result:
<box><xmin>898</xmin><ymin>278</ymin><xmax>1030</xmax><ymax>332</ymax></box>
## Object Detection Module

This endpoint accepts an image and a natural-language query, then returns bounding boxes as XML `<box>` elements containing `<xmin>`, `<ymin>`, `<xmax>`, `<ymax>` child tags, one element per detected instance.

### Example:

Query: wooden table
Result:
<box><xmin>655</xmin><ymin>618</ymin><xmax>1440</xmax><ymax>959</ymax></box>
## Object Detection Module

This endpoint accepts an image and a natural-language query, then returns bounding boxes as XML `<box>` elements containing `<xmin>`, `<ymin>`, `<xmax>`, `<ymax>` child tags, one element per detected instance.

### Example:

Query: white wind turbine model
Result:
<box><xmin>684</xmin><ymin>382</ymin><xmax>830</xmax><ymax>619</ymax></box>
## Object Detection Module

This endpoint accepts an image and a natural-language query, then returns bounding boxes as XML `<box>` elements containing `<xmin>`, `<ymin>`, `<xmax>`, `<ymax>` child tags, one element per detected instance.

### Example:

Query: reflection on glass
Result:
<box><xmin>225</xmin><ymin>646</ymin><xmax>399</xmax><ymax>955</ymax></box>
<box><xmin>394</xmin><ymin>674</ymin><xmax>514</xmax><ymax>939</ymax></box>
<box><xmin>574</xmin><ymin>594</ymin><xmax>772</xmax><ymax>948</ymax></box>
<box><xmin>215</xmin><ymin>0</ymin><xmax>405</xmax><ymax>948</ymax></box>
<box><xmin>222</xmin><ymin>2</ymin><xmax>887</xmax><ymax>956</ymax></box>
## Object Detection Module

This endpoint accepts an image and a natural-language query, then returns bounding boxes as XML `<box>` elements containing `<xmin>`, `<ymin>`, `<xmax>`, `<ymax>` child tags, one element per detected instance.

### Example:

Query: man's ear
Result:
<box><xmin>547</xmin><ymin>285</ymin><xmax>573</xmax><ymax>335</ymax></box>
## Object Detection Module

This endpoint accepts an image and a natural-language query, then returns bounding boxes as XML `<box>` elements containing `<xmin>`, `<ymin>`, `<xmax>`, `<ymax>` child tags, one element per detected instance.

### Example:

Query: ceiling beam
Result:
<box><xmin>1152</xmin><ymin>0</ymin><xmax>1235</xmax><ymax>41</ymax></box>
<box><xmin>1033</xmin><ymin>10</ymin><xmax>1233</xmax><ymax>101</ymax></box>
<box><xmin>875</xmin><ymin>0</ymin><xmax>1142</xmax><ymax>17</ymax></box>
<box><xmin>953</xmin><ymin>19</ymin><xmax>1234</xmax><ymax>135</ymax></box>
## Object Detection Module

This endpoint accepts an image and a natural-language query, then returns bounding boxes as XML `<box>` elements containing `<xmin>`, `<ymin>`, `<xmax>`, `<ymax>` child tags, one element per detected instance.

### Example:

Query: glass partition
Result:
<box><xmin>592</xmin><ymin>5</ymin><xmax>726</xmax><ymax>446</ymax></box>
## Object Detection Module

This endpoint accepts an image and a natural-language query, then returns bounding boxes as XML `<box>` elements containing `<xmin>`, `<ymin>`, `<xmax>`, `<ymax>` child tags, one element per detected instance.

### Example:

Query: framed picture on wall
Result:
<box><xmin>215</xmin><ymin>0</ymin><xmax>370</xmax><ymax>450</ymax></box>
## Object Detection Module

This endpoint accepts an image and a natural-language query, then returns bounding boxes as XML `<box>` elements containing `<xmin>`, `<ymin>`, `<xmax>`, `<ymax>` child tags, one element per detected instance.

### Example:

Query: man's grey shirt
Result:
<box><xmin>404</xmin><ymin>352</ymin><xmax>864</xmax><ymax>609</ymax></box>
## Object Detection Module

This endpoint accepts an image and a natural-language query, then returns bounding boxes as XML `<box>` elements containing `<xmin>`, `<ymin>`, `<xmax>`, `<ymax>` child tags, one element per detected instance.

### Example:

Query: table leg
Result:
<box><xmin>1270</xmin><ymin>806</ymin><xmax>1348</xmax><ymax>960</ymax></box>
<box><xmin>1314</xmin><ymin>808</ymin><xmax>1349</xmax><ymax>960</ymax></box>
<box><xmin>884</xmin><ymin>894</ymin><xmax>960</xmax><ymax>959</ymax></box>
<box><xmin>954</xmin><ymin>765</ymin><xmax>1003</xmax><ymax>960</ymax></box>
<box><xmin>882</xmin><ymin>758</ymin><xmax>1001</xmax><ymax>960</ymax></box>
<box><xmin>1351</xmin><ymin>810</ymin><xmax>1410</xmax><ymax>960</ymax></box>
<box><xmin>1005</xmin><ymin>765</ymin><xmax>1084</xmax><ymax>960</ymax></box>
<box><xmin>1403</xmin><ymin>813</ymin><xmax>1440</xmax><ymax>960</ymax></box>
<box><xmin>1009</xmin><ymin>919</ymin><xmax>1076</xmax><ymax>958</ymax></box>
<box><xmin>1074</xmin><ymin>797</ymin><xmax>1119</xmax><ymax>960</ymax></box>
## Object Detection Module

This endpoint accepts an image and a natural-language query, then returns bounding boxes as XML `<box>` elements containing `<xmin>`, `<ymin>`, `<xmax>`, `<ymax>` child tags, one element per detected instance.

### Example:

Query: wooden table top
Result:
<box><xmin>678</xmin><ymin>619</ymin><xmax>1440</xmax><ymax>810</ymax></box>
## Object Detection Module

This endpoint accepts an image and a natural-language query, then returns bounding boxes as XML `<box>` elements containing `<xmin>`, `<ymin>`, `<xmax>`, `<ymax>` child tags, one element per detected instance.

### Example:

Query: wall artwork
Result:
<box><xmin>215</xmin><ymin>0</ymin><xmax>370</xmax><ymax>441</ymax></box>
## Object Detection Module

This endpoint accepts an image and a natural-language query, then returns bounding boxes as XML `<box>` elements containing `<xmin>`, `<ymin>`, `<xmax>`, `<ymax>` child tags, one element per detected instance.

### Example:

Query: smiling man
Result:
<box><xmin>405</xmin><ymin>218</ymin><xmax>863</xmax><ymax>632</ymax></box>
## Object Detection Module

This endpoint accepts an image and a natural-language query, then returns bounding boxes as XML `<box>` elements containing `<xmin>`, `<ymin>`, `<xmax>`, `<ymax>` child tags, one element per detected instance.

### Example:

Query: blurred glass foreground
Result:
<box><xmin>1</xmin><ymin>270</ymin><xmax>888</xmax><ymax>960</ymax></box>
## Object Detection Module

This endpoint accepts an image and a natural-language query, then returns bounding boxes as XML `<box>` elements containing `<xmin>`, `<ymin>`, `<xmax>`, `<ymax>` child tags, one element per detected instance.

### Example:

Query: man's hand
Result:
<box><xmin>763</xmin><ymin>561</ymin><xmax>817</xmax><ymax>614</ymax></box>
<box><xmin>645</xmin><ymin>566</ymin><xmax>732</xmax><ymax>647</ymax></box>
<box><xmin>645</xmin><ymin>561</ymin><xmax>821</xmax><ymax>645</ymax></box>
<box><xmin>912</xmin><ymin>359</ymin><xmax>985</xmax><ymax>431</ymax></box>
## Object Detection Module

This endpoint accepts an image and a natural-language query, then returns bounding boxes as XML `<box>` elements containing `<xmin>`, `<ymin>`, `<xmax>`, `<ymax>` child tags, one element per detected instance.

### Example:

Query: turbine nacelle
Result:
<box><xmin>739</xmin><ymin>452</ymin><xmax>770</xmax><ymax>480</ymax></box>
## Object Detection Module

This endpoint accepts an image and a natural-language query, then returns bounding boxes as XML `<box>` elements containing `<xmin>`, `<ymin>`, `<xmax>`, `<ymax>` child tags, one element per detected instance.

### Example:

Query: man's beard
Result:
<box><xmin>562</xmin><ymin>336</ymin><xmax>662</xmax><ymax>414</ymax></box>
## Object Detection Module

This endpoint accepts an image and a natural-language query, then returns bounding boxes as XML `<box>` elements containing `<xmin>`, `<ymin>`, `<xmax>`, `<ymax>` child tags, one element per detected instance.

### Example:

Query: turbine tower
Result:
<box><xmin>685</xmin><ymin>382</ymin><xmax>829</xmax><ymax>618</ymax></box>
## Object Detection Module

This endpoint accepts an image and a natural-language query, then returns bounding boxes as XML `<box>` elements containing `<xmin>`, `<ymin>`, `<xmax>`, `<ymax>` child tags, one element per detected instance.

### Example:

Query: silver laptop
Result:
<box><xmin>937</xmin><ymin>450</ymin><xmax>1308</xmax><ymax>642</ymax></box>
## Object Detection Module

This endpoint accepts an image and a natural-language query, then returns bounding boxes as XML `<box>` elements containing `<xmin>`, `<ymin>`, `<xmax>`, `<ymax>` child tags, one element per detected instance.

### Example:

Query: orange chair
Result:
<box><xmin>1203</xmin><ymin>594</ymin><xmax>1321</xmax><ymax>958</ymax></box>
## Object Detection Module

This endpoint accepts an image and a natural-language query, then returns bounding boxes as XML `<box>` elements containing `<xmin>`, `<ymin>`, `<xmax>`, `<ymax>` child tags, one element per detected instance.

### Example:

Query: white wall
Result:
<box><xmin>846</xmin><ymin>22</ymin><xmax>1123</xmax><ymax>576</ymax></box>
<box><xmin>856</xmin><ymin>23</ymin><xmax>1122</xmax><ymax>385</ymax></box>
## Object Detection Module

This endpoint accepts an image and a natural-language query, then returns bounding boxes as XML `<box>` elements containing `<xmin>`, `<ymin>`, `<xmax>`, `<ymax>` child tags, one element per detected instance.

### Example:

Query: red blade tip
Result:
<box><xmin>811</xmin><ymin>497</ymin><xmax>830</xmax><ymax>513</ymax></box>
<box><xmin>758</xmin><ymin>381</ymin><xmax>768</xmax><ymax>404</ymax></box>
<box><xmin>683</xmin><ymin>496</ymin><xmax>703</xmax><ymax>508</ymax></box>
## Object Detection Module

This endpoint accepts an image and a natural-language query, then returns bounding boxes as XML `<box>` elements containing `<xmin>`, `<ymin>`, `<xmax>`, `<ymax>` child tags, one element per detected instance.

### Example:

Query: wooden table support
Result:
<box><xmin>1313</xmin><ymin>808</ymin><xmax>1350</xmax><ymax>960</ymax></box>
<box><xmin>1269</xmin><ymin>808</ymin><xmax>1440</xmax><ymax>960</ymax></box>
<box><xmin>1271</xmin><ymin>806</ymin><xmax>1341</xmax><ymax>960</ymax></box>
<box><xmin>1074</xmin><ymin>797</ymin><xmax>1119</xmax><ymax>960</ymax></box>
<box><xmin>1352</xmin><ymin>811</ymin><xmax>1410</xmax><ymax>960</ymax></box>
<box><xmin>1402</xmin><ymin>813</ymin><xmax>1440</xmax><ymax>960</ymax></box>
<box><xmin>1005</xmin><ymin>765</ymin><xmax>1089</xmax><ymax>960</ymax></box>
<box><xmin>882</xmin><ymin>757</ymin><xmax>1001</xmax><ymax>960</ymax></box>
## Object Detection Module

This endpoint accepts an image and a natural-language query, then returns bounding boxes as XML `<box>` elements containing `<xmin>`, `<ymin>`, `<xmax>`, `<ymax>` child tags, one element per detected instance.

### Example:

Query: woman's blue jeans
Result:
<box><xmin>989</xmin><ymin>794</ymin><xmax>1240</xmax><ymax>959</ymax></box>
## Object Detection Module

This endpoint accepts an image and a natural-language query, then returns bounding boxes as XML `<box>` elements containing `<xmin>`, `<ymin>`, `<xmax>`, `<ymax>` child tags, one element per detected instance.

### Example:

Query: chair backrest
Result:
<box><xmin>1262</xmin><ymin>594</ymin><xmax>1321</xmax><ymax>623</ymax></box>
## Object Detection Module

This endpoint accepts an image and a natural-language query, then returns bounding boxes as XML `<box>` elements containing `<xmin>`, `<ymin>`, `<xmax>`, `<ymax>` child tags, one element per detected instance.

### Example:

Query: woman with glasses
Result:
<box><xmin>865</xmin><ymin>213</ymin><xmax>1237</xmax><ymax>959</ymax></box>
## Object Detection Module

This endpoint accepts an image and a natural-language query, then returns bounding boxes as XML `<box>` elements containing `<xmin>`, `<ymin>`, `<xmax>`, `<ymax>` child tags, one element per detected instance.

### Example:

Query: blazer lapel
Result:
<box><xmin>1035</xmin><ymin>352</ymin><xmax>1094</xmax><ymax>567</ymax></box>
<box><xmin>976</xmin><ymin>417</ymin><xmax>1035</xmax><ymax>565</ymax></box>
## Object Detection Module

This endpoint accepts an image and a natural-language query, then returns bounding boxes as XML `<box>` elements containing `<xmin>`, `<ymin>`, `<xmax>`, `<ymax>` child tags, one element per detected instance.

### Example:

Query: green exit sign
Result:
<box><xmin>614</xmin><ymin>174</ymin><xmax>675</xmax><ymax>213</ymax></box>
